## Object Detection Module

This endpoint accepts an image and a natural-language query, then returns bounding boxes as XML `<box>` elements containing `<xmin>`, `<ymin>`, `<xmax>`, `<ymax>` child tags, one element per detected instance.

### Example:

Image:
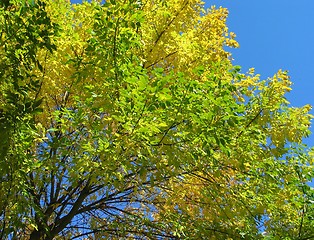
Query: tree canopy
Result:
<box><xmin>0</xmin><ymin>0</ymin><xmax>313</xmax><ymax>239</ymax></box>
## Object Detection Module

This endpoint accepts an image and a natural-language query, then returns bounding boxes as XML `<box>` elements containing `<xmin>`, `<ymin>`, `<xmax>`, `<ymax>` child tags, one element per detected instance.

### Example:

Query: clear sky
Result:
<box><xmin>207</xmin><ymin>0</ymin><xmax>314</xmax><ymax>147</ymax></box>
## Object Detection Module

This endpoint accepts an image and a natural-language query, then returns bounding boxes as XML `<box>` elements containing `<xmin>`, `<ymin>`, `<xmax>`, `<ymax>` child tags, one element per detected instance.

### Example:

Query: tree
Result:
<box><xmin>0</xmin><ymin>0</ymin><xmax>58</xmax><ymax>238</ymax></box>
<box><xmin>0</xmin><ymin>0</ymin><xmax>313</xmax><ymax>239</ymax></box>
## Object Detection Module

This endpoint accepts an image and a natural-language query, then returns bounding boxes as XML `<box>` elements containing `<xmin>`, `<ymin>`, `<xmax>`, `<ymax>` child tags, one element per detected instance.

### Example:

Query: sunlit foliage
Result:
<box><xmin>0</xmin><ymin>0</ymin><xmax>313</xmax><ymax>239</ymax></box>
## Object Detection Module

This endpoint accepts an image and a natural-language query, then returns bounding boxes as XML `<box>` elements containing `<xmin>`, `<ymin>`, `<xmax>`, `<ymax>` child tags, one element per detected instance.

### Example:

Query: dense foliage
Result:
<box><xmin>0</xmin><ymin>0</ymin><xmax>313</xmax><ymax>239</ymax></box>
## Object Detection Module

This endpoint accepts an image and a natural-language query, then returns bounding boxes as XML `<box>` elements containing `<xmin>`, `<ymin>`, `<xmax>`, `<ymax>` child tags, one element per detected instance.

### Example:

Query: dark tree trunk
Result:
<box><xmin>29</xmin><ymin>229</ymin><xmax>45</xmax><ymax>240</ymax></box>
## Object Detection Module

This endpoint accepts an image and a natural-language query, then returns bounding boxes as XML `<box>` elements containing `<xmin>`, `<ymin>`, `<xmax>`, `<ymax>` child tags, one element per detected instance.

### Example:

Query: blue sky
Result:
<box><xmin>207</xmin><ymin>0</ymin><xmax>314</xmax><ymax>147</ymax></box>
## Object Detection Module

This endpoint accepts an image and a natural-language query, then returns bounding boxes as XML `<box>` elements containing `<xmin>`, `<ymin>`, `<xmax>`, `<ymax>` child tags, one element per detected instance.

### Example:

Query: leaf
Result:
<box><xmin>1</xmin><ymin>1</ymin><xmax>312</xmax><ymax>239</ymax></box>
